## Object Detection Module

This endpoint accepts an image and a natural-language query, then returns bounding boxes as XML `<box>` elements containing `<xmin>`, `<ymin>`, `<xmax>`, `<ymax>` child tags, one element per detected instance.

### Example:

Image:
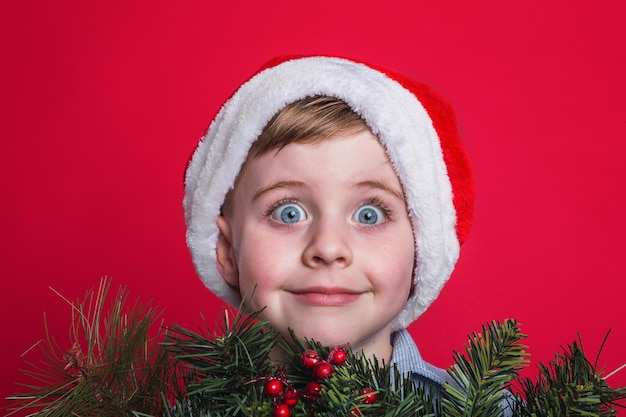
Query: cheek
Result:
<box><xmin>372</xmin><ymin>235</ymin><xmax>415</xmax><ymax>293</ymax></box>
<box><xmin>235</xmin><ymin>237</ymin><xmax>295</xmax><ymax>293</ymax></box>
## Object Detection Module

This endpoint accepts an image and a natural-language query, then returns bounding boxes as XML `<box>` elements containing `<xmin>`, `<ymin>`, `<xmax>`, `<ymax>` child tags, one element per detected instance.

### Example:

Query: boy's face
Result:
<box><xmin>216</xmin><ymin>131</ymin><xmax>414</xmax><ymax>361</ymax></box>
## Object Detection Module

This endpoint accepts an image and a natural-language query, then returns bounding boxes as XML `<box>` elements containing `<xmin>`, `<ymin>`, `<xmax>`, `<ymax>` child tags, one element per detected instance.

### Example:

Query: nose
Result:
<box><xmin>302</xmin><ymin>218</ymin><xmax>353</xmax><ymax>268</ymax></box>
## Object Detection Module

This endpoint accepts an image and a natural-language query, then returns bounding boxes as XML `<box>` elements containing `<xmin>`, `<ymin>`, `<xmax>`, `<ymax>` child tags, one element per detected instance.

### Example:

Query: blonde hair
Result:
<box><xmin>248</xmin><ymin>95</ymin><xmax>369</xmax><ymax>157</ymax></box>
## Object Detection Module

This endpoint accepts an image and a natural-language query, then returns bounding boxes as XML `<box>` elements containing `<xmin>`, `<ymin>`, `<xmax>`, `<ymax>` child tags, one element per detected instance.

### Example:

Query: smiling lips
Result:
<box><xmin>289</xmin><ymin>287</ymin><xmax>363</xmax><ymax>306</ymax></box>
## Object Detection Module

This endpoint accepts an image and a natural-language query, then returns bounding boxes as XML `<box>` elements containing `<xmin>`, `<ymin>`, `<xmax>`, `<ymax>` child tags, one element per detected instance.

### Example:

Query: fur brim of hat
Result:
<box><xmin>184</xmin><ymin>56</ymin><xmax>473</xmax><ymax>330</ymax></box>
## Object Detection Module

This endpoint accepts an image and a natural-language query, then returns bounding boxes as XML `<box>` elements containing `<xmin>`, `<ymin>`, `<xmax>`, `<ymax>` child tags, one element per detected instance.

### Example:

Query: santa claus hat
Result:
<box><xmin>184</xmin><ymin>56</ymin><xmax>474</xmax><ymax>330</ymax></box>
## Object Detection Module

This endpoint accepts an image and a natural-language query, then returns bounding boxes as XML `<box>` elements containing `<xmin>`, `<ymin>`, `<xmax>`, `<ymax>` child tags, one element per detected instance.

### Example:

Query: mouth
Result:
<box><xmin>288</xmin><ymin>287</ymin><xmax>363</xmax><ymax>306</ymax></box>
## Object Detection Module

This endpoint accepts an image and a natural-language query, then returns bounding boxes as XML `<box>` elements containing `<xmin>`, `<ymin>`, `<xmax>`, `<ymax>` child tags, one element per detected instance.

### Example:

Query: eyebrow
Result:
<box><xmin>252</xmin><ymin>179</ymin><xmax>405</xmax><ymax>202</ymax></box>
<box><xmin>252</xmin><ymin>180</ymin><xmax>307</xmax><ymax>201</ymax></box>
<box><xmin>355</xmin><ymin>180</ymin><xmax>405</xmax><ymax>201</ymax></box>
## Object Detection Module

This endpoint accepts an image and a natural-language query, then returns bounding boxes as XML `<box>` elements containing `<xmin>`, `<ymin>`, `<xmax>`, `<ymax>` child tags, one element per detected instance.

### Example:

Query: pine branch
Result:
<box><xmin>165</xmin><ymin>308</ymin><xmax>279</xmax><ymax>416</ymax></box>
<box><xmin>511</xmin><ymin>336</ymin><xmax>626</xmax><ymax>417</ymax></box>
<box><xmin>280</xmin><ymin>331</ymin><xmax>439</xmax><ymax>416</ymax></box>
<box><xmin>4</xmin><ymin>278</ymin><xmax>177</xmax><ymax>417</ymax></box>
<box><xmin>442</xmin><ymin>319</ymin><xmax>529</xmax><ymax>417</ymax></box>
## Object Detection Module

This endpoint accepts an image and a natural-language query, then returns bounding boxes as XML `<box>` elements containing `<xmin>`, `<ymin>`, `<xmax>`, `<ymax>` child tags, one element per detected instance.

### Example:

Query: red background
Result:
<box><xmin>2</xmin><ymin>1</ymin><xmax>625</xmax><ymax>414</ymax></box>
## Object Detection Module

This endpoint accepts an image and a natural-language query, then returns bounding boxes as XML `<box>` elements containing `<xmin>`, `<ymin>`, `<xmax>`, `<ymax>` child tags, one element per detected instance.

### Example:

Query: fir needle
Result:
<box><xmin>605</xmin><ymin>362</ymin><xmax>626</xmax><ymax>380</ymax></box>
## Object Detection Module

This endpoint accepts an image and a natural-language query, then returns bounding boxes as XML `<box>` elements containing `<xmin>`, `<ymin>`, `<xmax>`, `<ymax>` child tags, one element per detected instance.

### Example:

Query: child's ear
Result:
<box><xmin>216</xmin><ymin>215</ymin><xmax>239</xmax><ymax>287</ymax></box>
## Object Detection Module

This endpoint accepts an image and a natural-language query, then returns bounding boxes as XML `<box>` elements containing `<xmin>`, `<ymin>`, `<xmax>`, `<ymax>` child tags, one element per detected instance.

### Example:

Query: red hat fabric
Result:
<box><xmin>184</xmin><ymin>56</ymin><xmax>474</xmax><ymax>329</ymax></box>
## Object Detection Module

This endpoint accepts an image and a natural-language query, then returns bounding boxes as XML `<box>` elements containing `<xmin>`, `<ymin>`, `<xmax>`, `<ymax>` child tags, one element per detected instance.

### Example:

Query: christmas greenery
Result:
<box><xmin>3</xmin><ymin>279</ymin><xmax>625</xmax><ymax>416</ymax></box>
<box><xmin>3</xmin><ymin>279</ymin><xmax>181</xmax><ymax>417</ymax></box>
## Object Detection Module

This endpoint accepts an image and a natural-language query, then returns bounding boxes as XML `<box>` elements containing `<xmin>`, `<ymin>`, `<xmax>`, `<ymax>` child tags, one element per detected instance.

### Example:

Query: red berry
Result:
<box><xmin>313</xmin><ymin>361</ymin><xmax>333</xmax><ymax>379</ymax></box>
<box><xmin>264</xmin><ymin>378</ymin><xmax>284</xmax><ymax>397</ymax></box>
<box><xmin>329</xmin><ymin>348</ymin><xmax>347</xmax><ymax>365</ymax></box>
<box><xmin>305</xmin><ymin>381</ymin><xmax>322</xmax><ymax>398</ymax></box>
<box><xmin>301</xmin><ymin>349</ymin><xmax>320</xmax><ymax>368</ymax></box>
<box><xmin>273</xmin><ymin>403</ymin><xmax>291</xmax><ymax>417</ymax></box>
<box><xmin>281</xmin><ymin>389</ymin><xmax>299</xmax><ymax>407</ymax></box>
<box><xmin>351</xmin><ymin>407</ymin><xmax>362</xmax><ymax>416</ymax></box>
<box><xmin>359</xmin><ymin>387</ymin><xmax>377</xmax><ymax>404</ymax></box>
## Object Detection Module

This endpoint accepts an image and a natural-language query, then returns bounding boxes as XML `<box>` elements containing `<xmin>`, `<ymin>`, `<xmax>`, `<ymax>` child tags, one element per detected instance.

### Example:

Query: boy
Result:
<box><xmin>184</xmin><ymin>56</ymin><xmax>486</xmax><ymax>407</ymax></box>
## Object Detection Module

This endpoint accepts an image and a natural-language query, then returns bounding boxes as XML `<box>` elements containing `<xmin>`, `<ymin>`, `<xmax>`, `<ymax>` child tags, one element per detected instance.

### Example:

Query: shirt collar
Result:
<box><xmin>390</xmin><ymin>329</ymin><xmax>450</xmax><ymax>386</ymax></box>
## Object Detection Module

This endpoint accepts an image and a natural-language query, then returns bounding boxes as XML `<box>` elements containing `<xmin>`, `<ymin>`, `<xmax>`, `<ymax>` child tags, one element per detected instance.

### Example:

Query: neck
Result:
<box><xmin>271</xmin><ymin>338</ymin><xmax>394</xmax><ymax>366</ymax></box>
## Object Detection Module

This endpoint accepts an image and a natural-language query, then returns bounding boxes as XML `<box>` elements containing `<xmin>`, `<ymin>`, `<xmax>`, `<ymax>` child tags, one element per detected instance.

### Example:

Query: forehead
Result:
<box><xmin>238</xmin><ymin>131</ymin><xmax>403</xmax><ymax>192</ymax></box>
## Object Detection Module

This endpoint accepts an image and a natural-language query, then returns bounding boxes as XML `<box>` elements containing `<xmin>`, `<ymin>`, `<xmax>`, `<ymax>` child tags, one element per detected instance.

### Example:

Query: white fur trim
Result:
<box><xmin>184</xmin><ymin>57</ymin><xmax>459</xmax><ymax>330</ymax></box>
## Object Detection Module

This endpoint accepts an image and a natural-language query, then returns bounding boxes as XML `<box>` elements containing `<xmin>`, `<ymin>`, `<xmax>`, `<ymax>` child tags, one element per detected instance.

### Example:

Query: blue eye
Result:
<box><xmin>271</xmin><ymin>203</ymin><xmax>307</xmax><ymax>224</ymax></box>
<box><xmin>353</xmin><ymin>205</ymin><xmax>385</xmax><ymax>225</ymax></box>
